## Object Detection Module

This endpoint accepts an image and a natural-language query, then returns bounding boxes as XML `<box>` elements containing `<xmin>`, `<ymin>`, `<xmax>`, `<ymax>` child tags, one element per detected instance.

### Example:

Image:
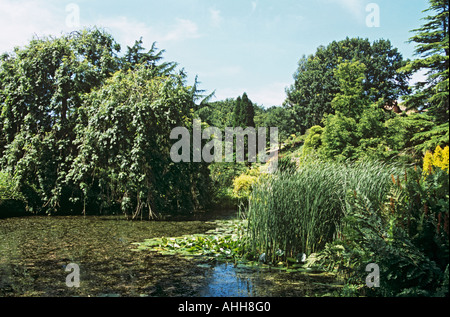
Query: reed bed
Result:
<box><xmin>246</xmin><ymin>160</ymin><xmax>400</xmax><ymax>264</ymax></box>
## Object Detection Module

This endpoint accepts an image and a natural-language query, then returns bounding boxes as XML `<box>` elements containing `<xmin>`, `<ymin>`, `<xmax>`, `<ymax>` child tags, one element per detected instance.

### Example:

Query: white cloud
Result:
<box><xmin>209</xmin><ymin>8</ymin><xmax>223</xmax><ymax>28</ymax></box>
<box><xmin>163</xmin><ymin>18</ymin><xmax>202</xmax><ymax>42</ymax></box>
<box><xmin>0</xmin><ymin>0</ymin><xmax>202</xmax><ymax>54</ymax></box>
<box><xmin>0</xmin><ymin>0</ymin><xmax>67</xmax><ymax>53</ymax></box>
<box><xmin>213</xmin><ymin>82</ymin><xmax>289</xmax><ymax>107</ymax></box>
<box><xmin>247</xmin><ymin>82</ymin><xmax>289</xmax><ymax>107</ymax></box>
<box><xmin>328</xmin><ymin>0</ymin><xmax>366</xmax><ymax>21</ymax></box>
<box><xmin>95</xmin><ymin>16</ymin><xmax>201</xmax><ymax>50</ymax></box>
<box><xmin>251</xmin><ymin>1</ymin><xmax>258</xmax><ymax>13</ymax></box>
<box><xmin>96</xmin><ymin>16</ymin><xmax>154</xmax><ymax>49</ymax></box>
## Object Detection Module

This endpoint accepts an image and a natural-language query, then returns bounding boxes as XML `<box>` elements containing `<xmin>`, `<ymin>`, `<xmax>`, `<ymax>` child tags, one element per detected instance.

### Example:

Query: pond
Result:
<box><xmin>0</xmin><ymin>213</ymin><xmax>341</xmax><ymax>297</ymax></box>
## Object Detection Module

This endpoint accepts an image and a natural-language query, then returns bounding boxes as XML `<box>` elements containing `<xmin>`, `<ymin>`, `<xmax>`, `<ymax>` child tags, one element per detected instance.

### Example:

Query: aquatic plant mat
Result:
<box><xmin>0</xmin><ymin>216</ymin><xmax>341</xmax><ymax>297</ymax></box>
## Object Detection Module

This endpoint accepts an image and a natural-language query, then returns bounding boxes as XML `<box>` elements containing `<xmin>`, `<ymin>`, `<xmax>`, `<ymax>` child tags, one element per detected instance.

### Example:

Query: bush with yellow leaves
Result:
<box><xmin>232</xmin><ymin>167</ymin><xmax>262</xmax><ymax>200</ymax></box>
<box><xmin>423</xmin><ymin>145</ymin><xmax>449</xmax><ymax>176</ymax></box>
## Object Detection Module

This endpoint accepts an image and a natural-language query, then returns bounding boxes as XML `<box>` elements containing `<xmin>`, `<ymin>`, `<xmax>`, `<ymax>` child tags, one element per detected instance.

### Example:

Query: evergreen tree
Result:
<box><xmin>233</xmin><ymin>93</ymin><xmax>255</xmax><ymax>128</ymax></box>
<box><xmin>241</xmin><ymin>92</ymin><xmax>255</xmax><ymax>127</ymax></box>
<box><xmin>401</xmin><ymin>0</ymin><xmax>449</xmax><ymax>121</ymax></box>
<box><xmin>399</xmin><ymin>0</ymin><xmax>449</xmax><ymax>150</ymax></box>
<box><xmin>233</xmin><ymin>96</ymin><xmax>243</xmax><ymax>127</ymax></box>
<box><xmin>121</xmin><ymin>38</ymin><xmax>176</xmax><ymax>75</ymax></box>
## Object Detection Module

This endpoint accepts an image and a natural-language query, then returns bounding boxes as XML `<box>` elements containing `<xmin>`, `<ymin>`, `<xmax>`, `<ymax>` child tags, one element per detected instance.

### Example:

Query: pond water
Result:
<box><xmin>0</xmin><ymin>214</ymin><xmax>341</xmax><ymax>297</ymax></box>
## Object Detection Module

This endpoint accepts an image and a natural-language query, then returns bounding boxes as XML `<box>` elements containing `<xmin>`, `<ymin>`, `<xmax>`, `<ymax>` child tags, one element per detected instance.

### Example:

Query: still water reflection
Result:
<box><xmin>0</xmin><ymin>215</ymin><xmax>339</xmax><ymax>297</ymax></box>
<box><xmin>199</xmin><ymin>263</ymin><xmax>256</xmax><ymax>297</ymax></box>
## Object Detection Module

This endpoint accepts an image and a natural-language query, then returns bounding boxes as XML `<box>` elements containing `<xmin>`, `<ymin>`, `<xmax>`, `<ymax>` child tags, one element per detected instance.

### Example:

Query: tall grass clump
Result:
<box><xmin>246</xmin><ymin>159</ymin><xmax>400</xmax><ymax>264</ymax></box>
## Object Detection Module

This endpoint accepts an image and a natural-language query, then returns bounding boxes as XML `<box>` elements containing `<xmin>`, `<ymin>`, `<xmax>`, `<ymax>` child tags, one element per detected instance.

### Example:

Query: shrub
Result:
<box><xmin>232</xmin><ymin>166</ymin><xmax>263</xmax><ymax>203</ymax></box>
<box><xmin>209</xmin><ymin>162</ymin><xmax>247</xmax><ymax>209</ymax></box>
<box><xmin>0</xmin><ymin>170</ymin><xmax>23</xmax><ymax>202</ymax></box>
<box><xmin>315</xmin><ymin>162</ymin><xmax>449</xmax><ymax>297</ymax></box>
<box><xmin>233</xmin><ymin>174</ymin><xmax>257</xmax><ymax>200</ymax></box>
<box><xmin>423</xmin><ymin>145</ymin><xmax>449</xmax><ymax>176</ymax></box>
<box><xmin>0</xmin><ymin>170</ymin><xmax>27</xmax><ymax>217</ymax></box>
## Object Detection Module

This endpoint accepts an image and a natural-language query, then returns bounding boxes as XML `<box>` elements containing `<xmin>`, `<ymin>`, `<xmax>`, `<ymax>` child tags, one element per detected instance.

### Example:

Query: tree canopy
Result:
<box><xmin>0</xmin><ymin>28</ymin><xmax>210</xmax><ymax>217</ymax></box>
<box><xmin>233</xmin><ymin>93</ymin><xmax>255</xmax><ymax>128</ymax></box>
<box><xmin>401</xmin><ymin>0</ymin><xmax>449</xmax><ymax>119</ymax></box>
<box><xmin>399</xmin><ymin>0</ymin><xmax>449</xmax><ymax>151</ymax></box>
<box><xmin>284</xmin><ymin>37</ymin><xmax>410</xmax><ymax>134</ymax></box>
<box><xmin>0</xmin><ymin>0</ymin><xmax>448</xmax><ymax>217</ymax></box>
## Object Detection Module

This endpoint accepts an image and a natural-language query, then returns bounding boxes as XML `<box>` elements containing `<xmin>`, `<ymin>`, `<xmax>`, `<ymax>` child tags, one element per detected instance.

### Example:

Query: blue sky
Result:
<box><xmin>0</xmin><ymin>0</ymin><xmax>430</xmax><ymax>107</ymax></box>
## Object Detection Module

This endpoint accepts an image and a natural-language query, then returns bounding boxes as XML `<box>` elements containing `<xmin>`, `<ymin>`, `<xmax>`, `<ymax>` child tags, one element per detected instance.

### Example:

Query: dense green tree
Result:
<box><xmin>233</xmin><ymin>96</ymin><xmax>243</xmax><ymax>128</ymax></box>
<box><xmin>0</xmin><ymin>29</ymin><xmax>120</xmax><ymax>146</ymax></box>
<box><xmin>399</xmin><ymin>0</ymin><xmax>449</xmax><ymax>150</ymax></box>
<box><xmin>401</xmin><ymin>0</ymin><xmax>449</xmax><ymax>119</ymax></box>
<box><xmin>320</xmin><ymin>60</ymin><xmax>391</xmax><ymax>161</ymax></box>
<box><xmin>321</xmin><ymin>112</ymin><xmax>359</xmax><ymax>161</ymax></box>
<box><xmin>331</xmin><ymin>60</ymin><xmax>370</xmax><ymax>119</ymax></box>
<box><xmin>0</xmin><ymin>28</ymin><xmax>209</xmax><ymax>216</ymax></box>
<box><xmin>300</xmin><ymin>125</ymin><xmax>323</xmax><ymax>160</ymax></box>
<box><xmin>195</xmin><ymin>98</ymin><xmax>236</xmax><ymax>129</ymax></box>
<box><xmin>259</xmin><ymin>106</ymin><xmax>292</xmax><ymax>142</ymax></box>
<box><xmin>384</xmin><ymin>112</ymin><xmax>438</xmax><ymax>161</ymax></box>
<box><xmin>233</xmin><ymin>93</ymin><xmax>255</xmax><ymax>128</ymax></box>
<box><xmin>0</xmin><ymin>29</ymin><xmax>121</xmax><ymax>212</ymax></box>
<box><xmin>241</xmin><ymin>93</ymin><xmax>255</xmax><ymax>127</ymax></box>
<box><xmin>120</xmin><ymin>38</ymin><xmax>177</xmax><ymax>74</ymax></box>
<box><xmin>285</xmin><ymin>38</ymin><xmax>410</xmax><ymax>134</ymax></box>
<box><xmin>68</xmin><ymin>65</ymin><xmax>210</xmax><ymax>218</ymax></box>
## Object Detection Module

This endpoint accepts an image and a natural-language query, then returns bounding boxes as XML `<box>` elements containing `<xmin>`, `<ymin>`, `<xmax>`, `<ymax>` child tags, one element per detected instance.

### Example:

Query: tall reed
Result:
<box><xmin>246</xmin><ymin>160</ymin><xmax>400</xmax><ymax>263</ymax></box>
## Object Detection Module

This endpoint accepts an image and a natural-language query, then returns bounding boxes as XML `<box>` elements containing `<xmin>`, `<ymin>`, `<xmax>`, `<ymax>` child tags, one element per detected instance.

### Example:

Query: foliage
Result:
<box><xmin>412</xmin><ymin>121</ymin><xmax>449</xmax><ymax>152</ymax></box>
<box><xmin>68</xmin><ymin>65</ymin><xmax>211</xmax><ymax>218</ymax></box>
<box><xmin>400</xmin><ymin>0</ymin><xmax>449</xmax><ymax>124</ymax></box>
<box><xmin>292</xmin><ymin>108</ymin><xmax>434</xmax><ymax>166</ymax></box>
<box><xmin>131</xmin><ymin>220</ymin><xmax>247</xmax><ymax>261</ymax></box>
<box><xmin>331</xmin><ymin>60</ymin><xmax>370</xmax><ymax>118</ymax></box>
<box><xmin>276</xmin><ymin>155</ymin><xmax>298</xmax><ymax>173</ymax></box>
<box><xmin>384</xmin><ymin>113</ymin><xmax>434</xmax><ymax>160</ymax></box>
<box><xmin>285</xmin><ymin>37</ymin><xmax>410</xmax><ymax>134</ymax></box>
<box><xmin>0</xmin><ymin>29</ymin><xmax>210</xmax><ymax>216</ymax></box>
<box><xmin>120</xmin><ymin>38</ymin><xmax>176</xmax><ymax>73</ymax></box>
<box><xmin>233</xmin><ymin>93</ymin><xmax>255</xmax><ymax>128</ymax></box>
<box><xmin>0</xmin><ymin>170</ymin><xmax>24</xmax><ymax>202</ymax></box>
<box><xmin>0</xmin><ymin>29</ymin><xmax>122</xmax><ymax>213</ymax></box>
<box><xmin>259</xmin><ymin>106</ymin><xmax>293</xmax><ymax>142</ymax></box>
<box><xmin>315</xmin><ymin>159</ymin><xmax>449</xmax><ymax>296</ymax></box>
<box><xmin>232</xmin><ymin>173</ymin><xmax>258</xmax><ymax>201</ymax></box>
<box><xmin>246</xmin><ymin>160</ymin><xmax>399</xmax><ymax>265</ymax></box>
<box><xmin>314</xmin><ymin>60</ymin><xmax>403</xmax><ymax>162</ymax></box>
<box><xmin>300</xmin><ymin>126</ymin><xmax>322</xmax><ymax>159</ymax></box>
<box><xmin>423</xmin><ymin>145</ymin><xmax>450</xmax><ymax>175</ymax></box>
<box><xmin>320</xmin><ymin>61</ymin><xmax>382</xmax><ymax>161</ymax></box>
<box><xmin>399</xmin><ymin>0</ymin><xmax>449</xmax><ymax>162</ymax></box>
<box><xmin>208</xmin><ymin>162</ymin><xmax>248</xmax><ymax>209</ymax></box>
<box><xmin>321</xmin><ymin>112</ymin><xmax>359</xmax><ymax>161</ymax></box>
<box><xmin>195</xmin><ymin>98</ymin><xmax>236</xmax><ymax>129</ymax></box>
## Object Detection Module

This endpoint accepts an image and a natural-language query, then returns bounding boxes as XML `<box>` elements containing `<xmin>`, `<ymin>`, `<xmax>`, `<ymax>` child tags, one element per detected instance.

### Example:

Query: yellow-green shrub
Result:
<box><xmin>232</xmin><ymin>166</ymin><xmax>263</xmax><ymax>200</ymax></box>
<box><xmin>423</xmin><ymin>145</ymin><xmax>449</xmax><ymax>176</ymax></box>
<box><xmin>232</xmin><ymin>174</ymin><xmax>257</xmax><ymax>200</ymax></box>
